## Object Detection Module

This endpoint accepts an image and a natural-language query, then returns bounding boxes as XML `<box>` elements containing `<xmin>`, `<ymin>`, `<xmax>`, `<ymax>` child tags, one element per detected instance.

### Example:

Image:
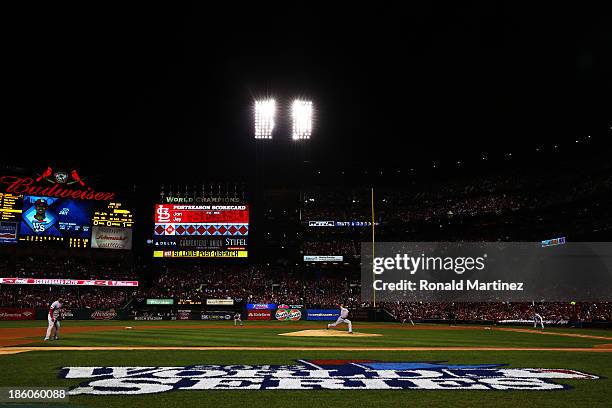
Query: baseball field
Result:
<box><xmin>0</xmin><ymin>320</ymin><xmax>611</xmax><ymax>408</ymax></box>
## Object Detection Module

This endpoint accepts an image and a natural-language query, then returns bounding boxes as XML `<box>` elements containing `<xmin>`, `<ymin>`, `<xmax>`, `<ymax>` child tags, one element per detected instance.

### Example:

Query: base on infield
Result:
<box><xmin>279</xmin><ymin>329</ymin><xmax>382</xmax><ymax>337</ymax></box>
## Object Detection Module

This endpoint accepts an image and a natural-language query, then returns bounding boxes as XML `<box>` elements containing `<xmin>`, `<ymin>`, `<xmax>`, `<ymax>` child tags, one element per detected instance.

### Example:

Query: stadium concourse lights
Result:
<box><xmin>291</xmin><ymin>99</ymin><xmax>313</xmax><ymax>140</ymax></box>
<box><xmin>254</xmin><ymin>99</ymin><xmax>276</xmax><ymax>139</ymax></box>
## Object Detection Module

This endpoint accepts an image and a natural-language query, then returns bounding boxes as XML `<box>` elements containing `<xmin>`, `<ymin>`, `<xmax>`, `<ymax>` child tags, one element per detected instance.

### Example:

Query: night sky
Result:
<box><xmin>3</xmin><ymin>3</ymin><xmax>611</xmax><ymax>182</ymax></box>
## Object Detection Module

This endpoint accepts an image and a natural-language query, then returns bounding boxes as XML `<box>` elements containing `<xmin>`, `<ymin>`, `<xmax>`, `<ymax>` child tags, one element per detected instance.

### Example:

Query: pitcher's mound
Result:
<box><xmin>279</xmin><ymin>329</ymin><xmax>382</xmax><ymax>337</ymax></box>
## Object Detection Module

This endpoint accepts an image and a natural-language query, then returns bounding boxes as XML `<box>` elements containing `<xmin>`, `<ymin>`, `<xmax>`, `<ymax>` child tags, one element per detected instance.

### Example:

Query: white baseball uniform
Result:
<box><xmin>234</xmin><ymin>313</ymin><xmax>243</xmax><ymax>326</ymax></box>
<box><xmin>328</xmin><ymin>307</ymin><xmax>352</xmax><ymax>332</ymax></box>
<box><xmin>45</xmin><ymin>300</ymin><xmax>62</xmax><ymax>340</ymax></box>
<box><xmin>533</xmin><ymin>312</ymin><xmax>544</xmax><ymax>329</ymax></box>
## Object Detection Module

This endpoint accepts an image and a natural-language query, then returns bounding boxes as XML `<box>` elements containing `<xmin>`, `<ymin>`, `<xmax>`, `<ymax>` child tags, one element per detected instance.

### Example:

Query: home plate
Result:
<box><xmin>279</xmin><ymin>329</ymin><xmax>382</xmax><ymax>337</ymax></box>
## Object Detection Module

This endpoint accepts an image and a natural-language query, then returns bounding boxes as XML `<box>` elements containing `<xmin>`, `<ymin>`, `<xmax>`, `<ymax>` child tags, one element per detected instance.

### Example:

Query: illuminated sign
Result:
<box><xmin>162</xmin><ymin>196</ymin><xmax>243</xmax><ymax>204</ymax></box>
<box><xmin>304</xmin><ymin>255</ymin><xmax>344</xmax><ymax>262</ymax></box>
<box><xmin>0</xmin><ymin>193</ymin><xmax>21</xmax><ymax>221</ymax></box>
<box><xmin>308</xmin><ymin>220</ymin><xmax>376</xmax><ymax>227</ymax></box>
<box><xmin>178</xmin><ymin>299</ymin><xmax>202</xmax><ymax>305</ymax></box>
<box><xmin>308</xmin><ymin>221</ymin><xmax>335</xmax><ymax>227</ymax></box>
<box><xmin>153</xmin><ymin>250</ymin><xmax>248</xmax><ymax>258</ymax></box>
<box><xmin>92</xmin><ymin>202</ymin><xmax>134</xmax><ymax>228</ymax></box>
<box><xmin>542</xmin><ymin>237</ymin><xmax>566</xmax><ymax>247</ymax></box>
<box><xmin>154</xmin><ymin>204</ymin><xmax>249</xmax><ymax>258</ymax></box>
<box><xmin>206</xmin><ymin>299</ymin><xmax>234</xmax><ymax>306</ymax></box>
<box><xmin>0</xmin><ymin>167</ymin><xmax>115</xmax><ymax>201</ymax></box>
<box><xmin>0</xmin><ymin>193</ymin><xmax>21</xmax><ymax>244</ymax></box>
<box><xmin>146</xmin><ymin>299</ymin><xmax>174</xmax><ymax>305</ymax></box>
<box><xmin>0</xmin><ymin>278</ymin><xmax>138</xmax><ymax>286</ymax></box>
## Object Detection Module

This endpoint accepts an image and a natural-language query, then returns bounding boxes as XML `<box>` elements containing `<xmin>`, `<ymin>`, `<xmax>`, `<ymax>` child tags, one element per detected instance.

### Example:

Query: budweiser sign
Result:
<box><xmin>0</xmin><ymin>278</ymin><xmax>138</xmax><ymax>287</ymax></box>
<box><xmin>91</xmin><ymin>309</ymin><xmax>118</xmax><ymax>320</ymax></box>
<box><xmin>0</xmin><ymin>175</ymin><xmax>115</xmax><ymax>201</ymax></box>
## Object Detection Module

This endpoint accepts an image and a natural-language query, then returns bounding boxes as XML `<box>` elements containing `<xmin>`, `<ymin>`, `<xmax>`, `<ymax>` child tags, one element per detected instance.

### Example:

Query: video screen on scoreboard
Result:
<box><xmin>153</xmin><ymin>204</ymin><xmax>249</xmax><ymax>258</ymax></box>
<box><xmin>19</xmin><ymin>196</ymin><xmax>92</xmax><ymax>239</ymax></box>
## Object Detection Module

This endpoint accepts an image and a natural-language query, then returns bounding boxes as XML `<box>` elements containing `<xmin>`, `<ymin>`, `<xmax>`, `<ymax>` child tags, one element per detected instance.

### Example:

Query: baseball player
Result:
<box><xmin>234</xmin><ymin>312</ymin><xmax>243</xmax><ymax>326</ymax></box>
<box><xmin>44</xmin><ymin>298</ymin><xmax>62</xmax><ymax>341</ymax></box>
<box><xmin>533</xmin><ymin>309</ymin><xmax>544</xmax><ymax>330</ymax></box>
<box><xmin>402</xmin><ymin>308</ymin><xmax>415</xmax><ymax>326</ymax></box>
<box><xmin>327</xmin><ymin>304</ymin><xmax>352</xmax><ymax>333</ymax></box>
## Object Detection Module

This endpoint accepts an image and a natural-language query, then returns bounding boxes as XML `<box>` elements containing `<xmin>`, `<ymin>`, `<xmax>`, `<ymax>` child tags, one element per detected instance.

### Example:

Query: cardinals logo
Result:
<box><xmin>36</xmin><ymin>167</ymin><xmax>86</xmax><ymax>186</ymax></box>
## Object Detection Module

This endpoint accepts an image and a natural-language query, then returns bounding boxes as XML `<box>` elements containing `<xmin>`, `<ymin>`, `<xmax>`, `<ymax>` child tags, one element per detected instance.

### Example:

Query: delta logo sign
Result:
<box><xmin>58</xmin><ymin>360</ymin><xmax>599</xmax><ymax>395</ymax></box>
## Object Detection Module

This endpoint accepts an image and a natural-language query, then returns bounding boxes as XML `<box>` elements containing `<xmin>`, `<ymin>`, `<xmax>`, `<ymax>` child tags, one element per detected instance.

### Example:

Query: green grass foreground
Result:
<box><xmin>0</xmin><ymin>321</ymin><xmax>610</xmax><ymax>407</ymax></box>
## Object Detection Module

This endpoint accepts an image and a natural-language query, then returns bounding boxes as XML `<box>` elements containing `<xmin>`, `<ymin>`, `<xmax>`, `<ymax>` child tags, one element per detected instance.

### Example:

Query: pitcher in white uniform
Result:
<box><xmin>532</xmin><ymin>302</ymin><xmax>544</xmax><ymax>330</ymax></box>
<box><xmin>327</xmin><ymin>304</ymin><xmax>353</xmax><ymax>333</ymax></box>
<box><xmin>44</xmin><ymin>298</ymin><xmax>62</xmax><ymax>341</ymax></box>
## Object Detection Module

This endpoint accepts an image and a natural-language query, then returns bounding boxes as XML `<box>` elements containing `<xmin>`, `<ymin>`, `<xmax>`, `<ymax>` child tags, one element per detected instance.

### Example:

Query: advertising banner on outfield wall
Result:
<box><xmin>362</xmin><ymin>242</ymin><xmax>612</xmax><ymax>302</ymax></box>
<box><xmin>91</xmin><ymin>227</ymin><xmax>133</xmax><ymax>250</ymax></box>
<box><xmin>177</xmin><ymin>310</ymin><xmax>191</xmax><ymax>320</ymax></box>
<box><xmin>90</xmin><ymin>309</ymin><xmax>123</xmax><ymax>320</ymax></box>
<box><xmin>350</xmin><ymin>308</ymin><xmax>374</xmax><ymax>321</ymax></box>
<box><xmin>200</xmin><ymin>311</ymin><xmax>233</xmax><ymax>320</ymax></box>
<box><xmin>206</xmin><ymin>299</ymin><xmax>234</xmax><ymax>306</ymax></box>
<box><xmin>306</xmin><ymin>309</ymin><xmax>340</xmax><ymax>320</ymax></box>
<box><xmin>134</xmin><ymin>315</ymin><xmax>164</xmax><ymax>321</ymax></box>
<box><xmin>0</xmin><ymin>307</ymin><xmax>35</xmax><ymax>320</ymax></box>
<box><xmin>247</xmin><ymin>310</ymin><xmax>271</xmax><ymax>320</ymax></box>
<box><xmin>274</xmin><ymin>306</ymin><xmax>302</xmax><ymax>321</ymax></box>
<box><xmin>246</xmin><ymin>303</ymin><xmax>276</xmax><ymax>310</ymax></box>
<box><xmin>31</xmin><ymin>308</ymin><xmax>127</xmax><ymax>320</ymax></box>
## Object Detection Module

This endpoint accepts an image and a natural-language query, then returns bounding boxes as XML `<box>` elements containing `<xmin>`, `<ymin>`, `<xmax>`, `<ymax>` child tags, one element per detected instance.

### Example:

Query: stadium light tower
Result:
<box><xmin>291</xmin><ymin>99</ymin><xmax>313</xmax><ymax>140</ymax></box>
<box><xmin>254</xmin><ymin>99</ymin><xmax>276</xmax><ymax>139</ymax></box>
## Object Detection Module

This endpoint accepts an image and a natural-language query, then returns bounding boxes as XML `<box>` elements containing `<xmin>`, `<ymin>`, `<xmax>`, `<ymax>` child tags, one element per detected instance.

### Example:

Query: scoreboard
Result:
<box><xmin>153</xmin><ymin>204</ymin><xmax>249</xmax><ymax>258</ymax></box>
<box><xmin>0</xmin><ymin>193</ymin><xmax>21</xmax><ymax>244</ymax></box>
<box><xmin>92</xmin><ymin>202</ymin><xmax>134</xmax><ymax>228</ymax></box>
<box><xmin>0</xmin><ymin>193</ymin><xmax>21</xmax><ymax>221</ymax></box>
<box><xmin>16</xmin><ymin>197</ymin><xmax>134</xmax><ymax>250</ymax></box>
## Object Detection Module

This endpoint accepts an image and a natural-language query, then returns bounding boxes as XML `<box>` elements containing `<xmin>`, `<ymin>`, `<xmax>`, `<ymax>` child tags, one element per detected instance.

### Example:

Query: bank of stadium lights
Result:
<box><xmin>291</xmin><ymin>99</ymin><xmax>313</xmax><ymax>140</ymax></box>
<box><xmin>254</xmin><ymin>99</ymin><xmax>276</xmax><ymax>139</ymax></box>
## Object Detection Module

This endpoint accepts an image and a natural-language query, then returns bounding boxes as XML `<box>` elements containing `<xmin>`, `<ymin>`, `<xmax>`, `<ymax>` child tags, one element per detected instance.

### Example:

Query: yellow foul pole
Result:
<box><xmin>371</xmin><ymin>187</ymin><xmax>376</xmax><ymax>307</ymax></box>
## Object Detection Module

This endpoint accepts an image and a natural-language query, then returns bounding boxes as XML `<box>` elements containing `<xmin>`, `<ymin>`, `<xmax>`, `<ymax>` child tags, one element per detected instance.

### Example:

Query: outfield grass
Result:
<box><xmin>0</xmin><ymin>321</ymin><xmax>610</xmax><ymax>407</ymax></box>
<box><xmin>3</xmin><ymin>320</ymin><xmax>610</xmax><ymax>348</ymax></box>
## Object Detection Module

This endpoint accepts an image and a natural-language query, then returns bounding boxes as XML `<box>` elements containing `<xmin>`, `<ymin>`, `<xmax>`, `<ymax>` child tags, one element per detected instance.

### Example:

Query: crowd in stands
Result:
<box><xmin>1</xmin><ymin>257</ymin><xmax>611</xmax><ymax>323</ymax></box>
<box><xmin>140</xmin><ymin>264</ymin><xmax>361</xmax><ymax>307</ymax></box>
<box><xmin>6</xmin><ymin>256</ymin><xmax>139</xmax><ymax>281</ymax></box>
<box><xmin>386</xmin><ymin>301</ymin><xmax>612</xmax><ymax>323</ymax></box>
<box><xmin>302</xmin><ymin>165</ymin><xmax>612</xmax><ymax>230</ymax></box>
<box><xmin>0</xmin><ymin>162</ymin><xmax>610</xmax><ymax>319</ymax></box>
<box><xmin>0</xmin><ymin>285</ymin><xmax>132</xmax><ymax>309</ymax></box>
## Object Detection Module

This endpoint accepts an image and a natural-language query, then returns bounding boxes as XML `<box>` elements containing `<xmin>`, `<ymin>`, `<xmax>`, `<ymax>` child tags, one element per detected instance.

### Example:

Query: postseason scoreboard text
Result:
<box><xmin>153</xmin><ymin>204</ymin><xmax>249</xmax><ymax>258</ymax></box>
